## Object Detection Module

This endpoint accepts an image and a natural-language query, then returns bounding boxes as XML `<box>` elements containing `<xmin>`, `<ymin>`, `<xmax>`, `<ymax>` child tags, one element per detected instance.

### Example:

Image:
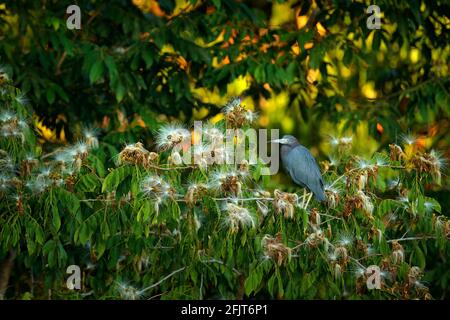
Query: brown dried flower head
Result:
<box><xmin>305</xmin><ymin>229</ymin><xmax>325</xmax><ymax>247</ymax></box>
<box><xmin>223</xmin><ymin>97</ymin><xmax>256</xmax><ymax>128</ymax></box>
<box><xmin>391</xmin><ymin>241</ymin><xmax>405</xmax><ymax>265</ymax></box>
<box><xmin>184</xmin><ymin>183</ymin><xmax>208</xmax><ymax>206</ymax></box>
<box><xmin>262</xmin><ymin>234</ymin><xmax>291</xmax><ymax>266</ymax></box>
<box><xmin>118</xmin><ymin>142</ymin><xmax>155</xmax><ymax>168</ymax></box>
<box><xmin>389</xmin><ymin>143</ymin><xmax>405</xmax><ymax>162</ymax></box>
<box><xmin>211</xmin><ymin>170</ymin><xmax>242</xmax><ymax>196</ymax></box>
<box><xmin>273</xmin><ymin>189</ymin><xmax>298</xmax><ymax>219</ymax></box>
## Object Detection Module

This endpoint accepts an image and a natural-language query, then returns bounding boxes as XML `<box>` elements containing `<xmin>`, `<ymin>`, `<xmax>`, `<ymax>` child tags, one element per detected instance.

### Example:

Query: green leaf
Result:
<box><xmin>415</xmin><ymin>246</ymin><xmax>426</xmax><ymax>269</ymax></box>
<box><xmin>96</xmin><ymin>241</ymin><xmax>106</xmax><ymax>259</ymax></box>
<box><xmin>211</xmin><ymin>0</ymin><xmax>221</xmax><ymax>9</ymax></box>
<box><xmin>377</xmin><ymin>199</ymin><xmax>400</xmax><ymax>217</ymax></box>
<box><xmin>58</xmin><ymin>189</ymin><xmax>81</xmax><ymax>216</ymax></box>
<box><xmin>43</xmin><ymin>239</ymin><xmax>56</xmax><ymax>255</ymax></box>
<box><xmin>35</xmin><ymin>224</ymin><xmax>45</xmax><ymax>245</ymax></box>
<box><xmin>254</xmin><ymin>65</ymin><xmax>266</xmax><ymax>83</ymax></box>
<box><xmin>52</xmin><ymin>84</ymin><xmax>70</xmax><ymax>102</ymax></box>
<box><xmin>301</xmin><ymin>208</ymin><xmax>308</xmax><ymax>232</ymax></box>
<box><xmin>115</xmin><ymin>82</ymin><xmax>126</xmax><ymax>102</ymax></box>
<box><xmin>77</xmin><ymin>173</ymin><xmax>100</xmax><ymax>192</ymax></box>
<box><xmin>267</xmin><ymin>273</ymin><xmax>276</xmax><ymax>297</ymax></box>
<box><xmin>102</xmin><ymin>166</ymin><xmax>133</xmax><ymax>193</ymax></box>
<box><xmin>244</xmin><ymin>268</ymin><xmax>263</xmax><ymax>296</ymax></box>
<box><xmin>424</xmin><ymin>197</ymin><xmax>441</xmax><ymax>214</ymax></box>
<box><xmin>276</xmin><ymin>269</ymin><xmax>284</xmax><ymax>297</ymax></box>
<box><xmin>79</xmin><ymin>223</ymin><xmax>90</xmax><ymax>245</ymax></box>
<box><xmin>298</xmin><ymin>30</ymin><xmax>314</xmax><ymax>49</ymax></box>
<box><xmin>142</xmin><ymin>49</ymin><xmax>154</xmax><ymax>69</ymax></box>
<box><xmin>104</xmin><ymin>55</ymin><xmax>118</xmax><ymax>79</ymax></box>
<box><xmin>52</xmin><ymin>206</ymin><xmax>61</xmax><ymax>232</ymax></box>
<box><xmin>89</xmin><ymin>60</ymin><xmax>104</xmax><ymax>84</ymax></box>
<box><xmin>46</xmin><ymin>88</ymin><xmax>55</xmax><ymax>104</ymax></box>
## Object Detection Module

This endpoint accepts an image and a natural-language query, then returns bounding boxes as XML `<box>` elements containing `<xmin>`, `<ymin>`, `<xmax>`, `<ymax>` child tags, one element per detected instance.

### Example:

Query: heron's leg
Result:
<box><xmin>304</xmin><ymin>192</ymin><xmax>313</xmax><ymax>209</ymax></box>
<box><xmin>301</xmin><ymin>188</ymin><xmax>307</xmax><ymax>208</ymax></box>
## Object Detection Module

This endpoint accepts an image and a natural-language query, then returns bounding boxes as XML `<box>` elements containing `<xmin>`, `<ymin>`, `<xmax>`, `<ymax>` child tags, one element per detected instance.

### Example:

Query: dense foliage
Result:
<box><xmin>1</xmin><ymin>0</ymin><xmax>449</xmax><ymax>148</ymax></box>
<box><xmin>0</xmin><ymin>81</ymin><xmax>448</xmax><ymax>299</ymax></box>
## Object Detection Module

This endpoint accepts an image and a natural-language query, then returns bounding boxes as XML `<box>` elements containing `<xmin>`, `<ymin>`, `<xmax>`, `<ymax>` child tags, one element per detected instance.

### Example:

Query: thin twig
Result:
<box><xmin>147</xmin><ymin>164</ymin><xmax>195</xmax><ymax>171</ymax></box>
<box><xmin>139</xmin><ymin>267</ymin><xmax>186</xmax><ymax>294</ymax></box>
<box><xmin>212</xmin><ymin>197</ymin><xmax>274</xmax><ymax>201</ymax></box>
<box><xmin>387</xmin><ymin>235</ymin><xmax>443</xmax><ymax>243</ymax></box>
<box><xmin>79</xmin><ymin>198</ymin><xmax>116</xmax><ymax>202</ymax></box>
<box><xmin>200</xmin><ymin>258</ymin><xmax>242</xmax><ymax>275</ymax></box>
<box><xmin>291</xmin><ymin>242</ymin><xmax>306</xmax><ymax>251</ymax></box>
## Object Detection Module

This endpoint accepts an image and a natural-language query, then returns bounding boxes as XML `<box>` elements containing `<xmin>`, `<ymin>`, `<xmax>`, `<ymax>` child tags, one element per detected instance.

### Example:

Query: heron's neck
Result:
<box><xmin>280</xmin><ymin>144</ymin><xmax>293</xmax><ymax>158</ymax></box>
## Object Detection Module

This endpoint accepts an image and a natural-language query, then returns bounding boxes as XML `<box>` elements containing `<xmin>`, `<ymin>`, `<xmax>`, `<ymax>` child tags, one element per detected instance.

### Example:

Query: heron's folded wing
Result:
<box><xmin>286</xmin><ymin>146</ymin><xmax>324</xmax><ymax>192</ymax></box>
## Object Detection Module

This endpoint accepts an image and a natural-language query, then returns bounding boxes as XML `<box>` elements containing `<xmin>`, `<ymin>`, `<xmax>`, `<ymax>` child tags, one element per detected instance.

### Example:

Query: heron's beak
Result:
<box><xmin>269</xmin><ymin>138</ymin><xmax>287</xmax><ymax>144</ymax></box>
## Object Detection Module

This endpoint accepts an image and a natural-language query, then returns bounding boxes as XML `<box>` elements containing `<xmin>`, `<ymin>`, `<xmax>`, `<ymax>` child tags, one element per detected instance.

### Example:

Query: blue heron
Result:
<box><xmin>271</xmin><ymin>135</ymin><xmax>326</xmax><ymax>203</ymax></box>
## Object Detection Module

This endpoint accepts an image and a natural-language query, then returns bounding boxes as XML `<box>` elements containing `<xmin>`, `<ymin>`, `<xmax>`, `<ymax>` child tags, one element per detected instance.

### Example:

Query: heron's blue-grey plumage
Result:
<box><xmin>277</xmin><ymin>135</ymin><xmax>326</xmax><ymax>202</ymax></box>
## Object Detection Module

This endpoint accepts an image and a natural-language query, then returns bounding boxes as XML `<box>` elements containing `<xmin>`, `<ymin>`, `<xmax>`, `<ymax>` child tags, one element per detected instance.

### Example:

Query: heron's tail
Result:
<box><xmin>314</xmin><ymin>189</ymin><xmax>327</xmax><ymax>202</ymax></box>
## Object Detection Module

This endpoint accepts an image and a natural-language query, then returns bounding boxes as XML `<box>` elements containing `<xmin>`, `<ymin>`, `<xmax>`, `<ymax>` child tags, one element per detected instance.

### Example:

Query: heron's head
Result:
<box><xmin>269</xmin><ymin>135</ymin><xmax>299</xmax><ymax>146</ymax></box>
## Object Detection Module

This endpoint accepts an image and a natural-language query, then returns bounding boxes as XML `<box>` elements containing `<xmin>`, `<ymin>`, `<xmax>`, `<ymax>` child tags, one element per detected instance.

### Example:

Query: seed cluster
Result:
<box><xmin>262</xmin><ymin>234</ymin><xmax>291</xmax><ymax>266</ymax></box>
<box><xmin>273</xmin><ymin>189</ymin><xmax>298</xmax><ymax>219</ymax></box>
<box><xmin>223</xmin><ymin>97</ymin><xmax>257</xmax><ymax>128</ymax></box>
<box><xmin>118</xmin><ymin>142</ymin><xmax>158</xmax><ymax>168</ymax></box>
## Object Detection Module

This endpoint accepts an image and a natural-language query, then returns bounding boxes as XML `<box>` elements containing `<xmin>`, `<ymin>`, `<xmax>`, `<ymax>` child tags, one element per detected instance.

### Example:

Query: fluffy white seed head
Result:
<box><xmin>224</xmin><ymin>203</ymin><xmax>255</xmax><ymax>231</ymax></box>
<box><xmin>156</xmin><ymin>123</ymin><xmax>190</xmax><ymax>151</ymax></box>
<box><xmin>336</xmin><ymin>231</ymin><xmax>354</xmax><ymax>247</ymax></box>
<box><xmin>401</xmin><ymin>133</ymin><xmax>417</xmax><ymax>146</ymax></box>
<box><xmin>223</xmin><ymin>97</ymin><xmax>242</xmax><ymax>114</ymax></box>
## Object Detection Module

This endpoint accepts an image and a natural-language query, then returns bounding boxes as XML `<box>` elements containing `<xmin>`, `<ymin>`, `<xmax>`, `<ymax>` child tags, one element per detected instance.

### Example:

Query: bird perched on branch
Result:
<box><xmin>271</xmin><ymin>135</ymin><xmax>326</xmax><ymax>202</ymax></box>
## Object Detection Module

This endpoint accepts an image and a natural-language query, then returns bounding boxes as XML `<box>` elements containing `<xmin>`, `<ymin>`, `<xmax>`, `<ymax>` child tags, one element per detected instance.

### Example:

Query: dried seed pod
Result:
<box><xmin>309</xmin><ymin>208</ymin><xmax>321</xmax><ymax>227</ymax></box>
<box><xmin>389</xmin><ymin>144</ymin><xmax>405</xmax><ymax>162</ymax></box>
<box><xmin>357</xmin><ymin>172</ymin><xmax>368</xmax><ymax>190</ymax></box>
<box><xmin>15</xmin><ymin>195</ymin><xmax>24</xmax><ymax>215</ymax></box>
<box><xmin>83</xmin><ymin>128</ymin><xmax>99</xmax><ymax>149</ymax></box>
<box><xmin>324</xmin><ymin>185</ymin><xmax>340</xmax><ymax>208</ymax></box>
<box><xmin>211</xmin><ymin>170</ymin><xmax>242</xmax><ymax>196</ymax></box>
<box><xmin>334</xmin><ymin>246</ymin><xmax>348</xmax><ymax>263</ymax></box>
<box><xmin>21</xmin><ymin>158</ymin><xmax>38</xmax><ymax>177</ymax></box>
<box><xmin>411</xmin><ymin>150</ymin><xmax>445</xmax><ymax>183</ymax></box>
<box><xmin>356</xmin><ymin>239</ymin><xmax>368</xmax><ymax>254</ymax></box>
<box><xmin>168</xmin><ymin>151</ymin><xmax>182</xmax><ymax>165</ymax></box>
<box><xmin>408</xmin><ymin>266</ymin><xmax>422</xmax><ymax>285</ymax></box>
<box><xmin>256</xmin><ymin>200</ymin><xmax>269</xmax><ymax>216</ymax></box>
<box><xmin>356</xmin><ymin>191</ymin><xmax>374</xmax><ymax>218</ymax></box>
<box><xmin>261</xmin><ymin>234</ymin><xmax>291</xmax><ymax>266</ymax></box>
<box><xmin>305</xmin><ymin>230</ymin><xmax>324</xmax><ymax>247</ymax></box>
<box><xmin>238</xmin><ymin>159</ymin><xmax>249</xmax><ymax>174</ymax></box>
<box><xmin>156</xmin><ymin>124</ymin><xmax>190</xmax><ymax>151</ymax></box>
<box><xmin>222</xmin><ymin>97</ymin><xmax>257</xmax><ymax>128</ymax></box>
<box><xmin>391</xmin><ymin>241</ymin><xmax>405</xmax><ymax>264</ymax></box>
<box><xmin>273</xmin><ymin>189</ymin><xmax>298</xmax><ymax>219</ymax></box>
<box><xmin>253</xmin><ymin>189</ymin><xmax>271</xmax><ymax>198</ymax></box>
<box><xmin>326</xmin><ymin>224</ymin><xmax>333</xmax><ymax>239</ymax></box>
<box><xmin>118</xmin><ymin>142</ymin><xmax>153</xmax><ymax>168</ymax></box>
<box><xmin>184</xmin><ymin>183</ymin><xmax>207</xmax><ymax>206</ymax></box>
<box><xmin>141</xmin><ymin>175</ymin><xmax>174</xmax><ymax>214</ymax></box>
<box><xmin>148</xmin><ymin>152</ymin><xmax>159</xmax><ymax>162</ymax></box>
<box><xmin>224</xmin><ymin>203</ymin><xmax>255</xmax><ymax>232</ymax></box>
